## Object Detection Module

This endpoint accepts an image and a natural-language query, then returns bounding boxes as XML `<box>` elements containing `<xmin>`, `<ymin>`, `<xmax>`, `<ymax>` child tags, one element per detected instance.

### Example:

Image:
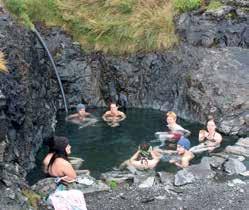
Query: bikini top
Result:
<box><xmin>206</xmin><ymin>132</ymin><xmax>217</xmax><ymax>143</ymax></box>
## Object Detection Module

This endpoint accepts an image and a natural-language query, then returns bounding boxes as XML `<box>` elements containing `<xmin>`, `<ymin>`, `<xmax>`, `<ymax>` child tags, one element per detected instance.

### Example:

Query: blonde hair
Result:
<box><xmin>166</xmin><ymin>111</ymin><xmax>177</xmax><ymax>120</ymax></box>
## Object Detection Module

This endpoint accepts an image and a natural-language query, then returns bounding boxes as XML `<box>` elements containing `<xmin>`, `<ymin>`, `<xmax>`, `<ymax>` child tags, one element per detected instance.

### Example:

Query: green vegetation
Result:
<box><xmin>107</xmin><ymin>180</ymin><xmax>118</xmax><ymax>189</ymax></box>
<box><xmin>206</xmin><ymin>0</ymin><xmax>224</xmax><ymax>11</ymax></box>
<box><xmin>173</xmin><ymin>0</ymin><xmax>201</xmax><ymax>13</ymax></box>
<box><xmin>22</xmin><ymin>189</ymin><xmax>41</xmax><ymax>209</ymax></box>
<box><xmin>0</xmin><ymin>52</ymin><xmax>8</xmax><ymax>73</ymax></box>
<box><xmin>2</xmin><ymin>0</ymin><xmax>203</xmax><ymax>54</ymax></box>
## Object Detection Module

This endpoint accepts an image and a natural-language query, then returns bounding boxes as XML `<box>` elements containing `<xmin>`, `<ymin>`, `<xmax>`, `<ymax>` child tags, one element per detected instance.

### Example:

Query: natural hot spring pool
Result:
<box><xmin>27</xmin><ymin>108</ymin><xmax>237</xmax><ymax>185</ymax></box>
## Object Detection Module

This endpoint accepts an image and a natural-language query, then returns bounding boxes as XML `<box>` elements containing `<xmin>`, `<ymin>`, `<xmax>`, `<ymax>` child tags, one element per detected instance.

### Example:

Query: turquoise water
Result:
<box><xmin>27</xmin><ymin>108</ymin><xmax>237</xmax><ymax>185</ymax></box>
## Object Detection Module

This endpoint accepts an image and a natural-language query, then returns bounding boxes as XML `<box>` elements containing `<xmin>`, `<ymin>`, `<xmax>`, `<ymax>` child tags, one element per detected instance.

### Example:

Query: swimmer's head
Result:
<box><xmin>166</xmin><ymin>111</ymin><xmax>177</xmax><ymax>124</ymax></box>
<box><xmin>77</xmin><ymin>103</ymin><xmax>85</xmax><ymax>112</ymax></box>
<box><xmin>110</xmin><ymin>103</ymin><xmax>118</xmax><ymax>113</ymax></box>
<box><xmin>177</xmin><ymin>137</ymin><xmax>191</xmax><ymax>154</ymax></box>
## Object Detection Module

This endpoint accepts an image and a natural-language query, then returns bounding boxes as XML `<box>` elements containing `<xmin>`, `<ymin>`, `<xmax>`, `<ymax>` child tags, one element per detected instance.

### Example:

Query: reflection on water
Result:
<box><xmin>27</xmin><ymin>108</ymin><xmax>237</xmax><ymax>185</ymax></box>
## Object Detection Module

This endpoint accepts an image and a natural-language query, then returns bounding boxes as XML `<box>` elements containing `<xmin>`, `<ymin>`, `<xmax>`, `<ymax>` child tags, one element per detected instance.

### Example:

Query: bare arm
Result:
<box><xmin>61</xmin><ymin>160</ymin><xmax>77</xmax><ymax>182</ymax></box>
<box><xmin>129</xmin><ymin>150</ymin><xmax>140</xmax><ymax>161</ymax></box>
<box><xmin>65</xmin><ymin>113</ymin><xmax>78</xmax><ymax>121</ymax></box>
<box><xmin>102</xmin><ymin>112</ymin><xmax>112</xmax><ymax>122</ymax></box>
<box><xmin>117</xmin><ymin>112</ymin><xmax>126</xmax><ymax>122</ymax></box>
<box><xmin>170</xmin><ymin>156</ymin><xmax>191</xmax><ymax>168</ymax></box>
<box><xmin>199</xmin><ymin>130</ymin><xmax>208</xmax><ymax>142</ymax></box>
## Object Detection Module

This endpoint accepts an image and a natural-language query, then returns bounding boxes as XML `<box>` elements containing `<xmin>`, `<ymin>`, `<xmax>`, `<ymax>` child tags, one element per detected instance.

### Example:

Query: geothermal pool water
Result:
<box><xmin>27</xmin><ymin>108</ymin><xmax>237</xmax><ymax>184</ymax></box>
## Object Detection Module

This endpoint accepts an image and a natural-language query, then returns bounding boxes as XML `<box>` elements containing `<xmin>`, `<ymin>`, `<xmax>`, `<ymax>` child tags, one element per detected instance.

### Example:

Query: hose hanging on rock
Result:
<box><xmin>32</xmin><ymin>27</ymin><xmax>68</xmax><ymax>114</ymax></box>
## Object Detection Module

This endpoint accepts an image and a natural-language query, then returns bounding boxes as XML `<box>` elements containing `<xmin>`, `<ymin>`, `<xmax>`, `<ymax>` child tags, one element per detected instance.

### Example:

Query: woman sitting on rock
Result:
<box><xmin>43</xmin><ymin>136</ymin><xmax>77</xmax><ymax>183</ymax></box>
<box><xmin>190</xmin><ymin>117</ymin><xmax>222</xmax><ymax>154</ymax></box>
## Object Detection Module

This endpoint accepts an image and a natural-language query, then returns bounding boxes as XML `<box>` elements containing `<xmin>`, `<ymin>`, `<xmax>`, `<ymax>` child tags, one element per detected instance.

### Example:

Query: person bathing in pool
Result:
<box><xmin>119</xmin><ymin>143</ymin><xmax>160</xmax><ymax>170</ymax></box>
<box><xmin>102</xmin><ymin>102</ymin><xmax>126</xmax><ymax>127</ymax></box>
<box><xmin>165</xmin><ymin>111</ymin><xmax>191</xmax><ymax>139</ymax></box>
<box><xmin>154</xmin><ymin>137</ymin><xmax>194</xmax><ymax>168</ymax></box>
<box><xmin>190</xmin><ymin>117</ymin><xmax>222</xmax><ymax>154</ymax></box>
<box><xmin>66</xmin><ymin>103</ymin><xmax>97</xmax><ymax>126</ymax></box>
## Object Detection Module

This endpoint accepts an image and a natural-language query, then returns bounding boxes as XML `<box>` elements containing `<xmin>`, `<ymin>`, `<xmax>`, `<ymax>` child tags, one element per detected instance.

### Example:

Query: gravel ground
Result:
<box><xmin>85</xmin><ymin>178</ymin><xmax>249</xmax><ymax>210</ymax></box>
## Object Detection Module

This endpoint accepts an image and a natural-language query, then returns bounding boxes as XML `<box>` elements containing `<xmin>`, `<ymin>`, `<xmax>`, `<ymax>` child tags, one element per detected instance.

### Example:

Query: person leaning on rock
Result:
<box><xmin>43</xmin><ymin>136</ymin><xmax>77</xmax><ymax>183</ymax></box>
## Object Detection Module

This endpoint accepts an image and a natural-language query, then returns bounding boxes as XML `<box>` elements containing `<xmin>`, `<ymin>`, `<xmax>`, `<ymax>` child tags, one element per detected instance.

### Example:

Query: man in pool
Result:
<box><xmin>154</xmin><ymin>136</ymin><xmax>194</xmax><ymax>168</ymax></box>
<box><xmin>102</xmin><ymin>102</ymin><xmax>126</xmax><ymax>127</ymax></box>
<box><xmin>169</xmin><ymin>137</ymin><xmax>194</xmax><ymax>168</ymax></box>
<box><xmin>66</xmin><ymin>103</ymin><xmax>97</xmax><ymax>126</ymax></box>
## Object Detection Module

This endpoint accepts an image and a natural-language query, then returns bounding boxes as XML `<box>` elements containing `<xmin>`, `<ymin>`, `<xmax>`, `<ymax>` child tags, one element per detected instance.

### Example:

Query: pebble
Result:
<box><xmin>232</xmin><ymin>179</ymin><xmax>245</xmax><ymax>185</ymax></box>
<box><xmin>240</xmin><ymin>171</ymin><xmax>249</xmax><ymax>177</ymax></box>
<box><xmin>155</xmin><ymin>195</ymin><xmax>166</xmax><ymax>200</ymax></box>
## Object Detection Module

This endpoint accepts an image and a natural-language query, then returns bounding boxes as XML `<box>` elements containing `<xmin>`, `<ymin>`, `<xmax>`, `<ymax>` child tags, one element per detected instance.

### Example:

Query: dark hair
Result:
<box><xmin>47</xmin><ymin>136</ymin><xmax>70</xmax><ymax>171</ymax></box>
<box><xmin>207</xmin><ymin>115</ymin><xmax>216</xmax><ymax>125</ymax></box>
<box><xmin>139</xmin><ymin>143</ymin><xmax>150</xmax><ymax>151</ymax></box>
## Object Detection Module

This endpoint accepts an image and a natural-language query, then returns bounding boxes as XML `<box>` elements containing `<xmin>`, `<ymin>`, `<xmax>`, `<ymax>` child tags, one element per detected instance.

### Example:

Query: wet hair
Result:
<box><xmin>47</xmin><ymin>136</ymin><xmax>70</xmax><ymax>171</ymax></box>
<box><xmin>166</xmin><ymin>111</ymin><xmax>177</xmax><ymax>120</ymax></box>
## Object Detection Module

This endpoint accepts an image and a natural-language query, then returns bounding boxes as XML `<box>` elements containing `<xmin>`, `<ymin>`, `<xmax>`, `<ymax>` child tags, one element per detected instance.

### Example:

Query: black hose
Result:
<box><xmin>32</xmin><ymin>27</ymin><xmax>68</xmax><ymax>114</ymax></box>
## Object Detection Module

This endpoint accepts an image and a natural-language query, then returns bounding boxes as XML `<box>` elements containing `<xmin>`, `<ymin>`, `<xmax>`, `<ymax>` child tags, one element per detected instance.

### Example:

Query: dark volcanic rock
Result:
<box><xmin>0</xmin><ymin>9</ymin><xmax>58</xmax><ymax>209</ymax></box>
<box><xmin>224</xmin><ymin>158</ymin><xmax>247</xmax><ymax>174</ymax></box>
<box><xmin>39</xmin><ymin>25</ymin><xmax>249</xmax><ymax>136</ymax></box>
<box><xmin>176</xmin><ymin>6</ymin><xmax>249</xmax><ymax>48</ymax></box>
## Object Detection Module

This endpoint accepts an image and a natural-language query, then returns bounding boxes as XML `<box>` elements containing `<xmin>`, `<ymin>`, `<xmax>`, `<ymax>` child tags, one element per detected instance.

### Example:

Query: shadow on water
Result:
<box><xmin>27</xmin><ymin>108</ymin><xmax>238</xmax><ymax>185</ymax></box>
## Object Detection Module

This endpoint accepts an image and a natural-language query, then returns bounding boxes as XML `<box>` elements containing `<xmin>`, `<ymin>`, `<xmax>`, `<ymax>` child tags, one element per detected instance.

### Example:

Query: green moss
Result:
<box><xmin>206</xmin><ymin>0</ymin><xmax>224</xmax><ymax>11</ymax></box>
<box><xmin>22</xmin><ymin>189</ymin><xmax>41</xmax><ymax>209</ymax></box>
<box><xmin>107</xmin><ymin>180</ymin><xmax>118</xmax><ymax>189</ymax></box>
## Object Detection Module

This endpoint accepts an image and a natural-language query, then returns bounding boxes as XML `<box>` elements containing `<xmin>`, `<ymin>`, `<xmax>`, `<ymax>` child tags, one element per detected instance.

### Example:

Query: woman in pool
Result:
<box><xmin>43</xmin><ymin>136</ymin><xmax>77</xmax><ymax>183</ymax></box>
<box><xmin>190</xmin><ymin>117</ymin><xmax>222</xmax><ymax>154</ymax></box>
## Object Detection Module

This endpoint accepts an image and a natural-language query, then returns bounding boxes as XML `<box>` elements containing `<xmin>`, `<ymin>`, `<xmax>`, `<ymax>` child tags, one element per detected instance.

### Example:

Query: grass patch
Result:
<box><xmin>2</xmin><ymin>0</ymin><xmax>184</xmax><ymax>54</ymax></box>
<box><xmin>173</xmin><ymin>0</ymin><xmax>201</xmax><ymax>13</ymax></box>
<box><xmin>206</xmin><ymin>0</ymin><xmax>224</xmax><ymax>11</ymax></box>
<box><xmin>0</xmin><ymin>52</ymin><xmax>8</xmax><ymax>73</ymax></box>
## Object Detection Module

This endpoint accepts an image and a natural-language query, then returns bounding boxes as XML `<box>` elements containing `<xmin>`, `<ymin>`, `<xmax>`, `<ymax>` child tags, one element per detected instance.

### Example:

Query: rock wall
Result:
<box><xmin>0</xmin><ymin>9</ymin><xmax>58</xmax><ymax>209</ymax></box>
